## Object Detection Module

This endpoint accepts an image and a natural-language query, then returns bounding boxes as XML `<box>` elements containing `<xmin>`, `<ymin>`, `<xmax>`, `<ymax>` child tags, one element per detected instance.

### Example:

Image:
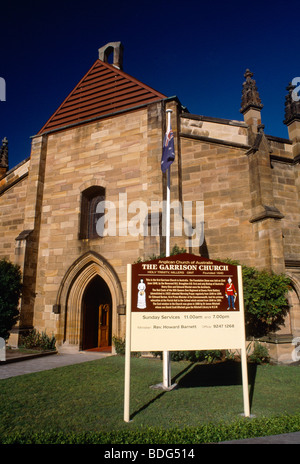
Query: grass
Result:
<box><xmin>0</xmin><ymin>356</ymin><xmax>299</xmax><ymax>439</ymax></box>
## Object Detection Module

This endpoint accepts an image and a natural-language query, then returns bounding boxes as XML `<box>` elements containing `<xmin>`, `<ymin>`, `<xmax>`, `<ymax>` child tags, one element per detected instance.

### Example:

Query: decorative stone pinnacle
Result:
<box><xmin>283</xmin><ymin>82</ymin><xmax>300</xmax><ymax>125</ymax></box>
<box><xmin>240</xmin><ymin>69</ymin><xmax>263</xmax><ymax>114</ymax></box>
<box><xmin>98</xmin><ymin>41</ymin><xmax>124</xmax><ymax>70</ymax></box>
<box><xmin>244</xmin><ymin>69</ymin><xmax>254</xmax><ymax>79</ymax></box>
<box><xmin>0</xmin><ymin>137</ymin><xmax>8</xmax><ymax>168</ymax></box>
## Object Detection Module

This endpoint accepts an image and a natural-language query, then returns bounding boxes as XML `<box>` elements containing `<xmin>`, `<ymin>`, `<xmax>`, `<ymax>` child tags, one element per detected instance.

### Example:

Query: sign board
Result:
<box><xmin>130</xmin><ymin>254</ymin><xmax>244</xmax><ymax>351</ymax></box>
<box><xmin>124</xmin><ymin>254</ymin><xmax>250</xmax><ymax>421</ymax></box>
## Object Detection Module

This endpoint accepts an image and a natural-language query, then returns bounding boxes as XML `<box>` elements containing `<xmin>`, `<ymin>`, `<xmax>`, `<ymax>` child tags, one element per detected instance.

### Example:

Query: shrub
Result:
<box><xmin>223</xmin><ymin>259</ymin><xmax>291</xmax><ymax>338</ymax></box>
<box><xmin>1</xmin><ymin>414</ymin><xmax>300</xmax><ymax>443</ymax></box>
<box><xmin>151</xmin><ymin>350</ymin><xmax>223</xmax><ymax>363</ymax></box>
<box><xmin>248</xmin><ymin>341</ymin><xmax>270</xmax><ymax>364</ymax></box>
<box><xmin>112</xmin><ymin>336</ymin><xmax>125</xmax><ymax>355</ymax></box>
<box><xmin>0</xmin><ymin>259</ymin><xmax>22</xmax><ymax>340</ymax></box>
<box><xmin>243</xmin><ymin>268</ymin><xmax>291</xmax><ymax>338</ymax></box>
<box><xmin>112</xmin><ymin>336</ymin><xmax>141</xmax><ymax>357</ymax></box>
<box><xmin>20</xmin><ymin>329</ymin><xmax>56</xmax><ymax>351</ymax></box>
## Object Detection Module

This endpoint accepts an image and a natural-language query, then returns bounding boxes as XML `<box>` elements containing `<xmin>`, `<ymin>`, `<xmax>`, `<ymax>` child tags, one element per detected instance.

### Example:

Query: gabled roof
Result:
<box><xmin>37</xmin><ymin>59</ymin><xmax>166</xmax><ymax>135</ymax></box>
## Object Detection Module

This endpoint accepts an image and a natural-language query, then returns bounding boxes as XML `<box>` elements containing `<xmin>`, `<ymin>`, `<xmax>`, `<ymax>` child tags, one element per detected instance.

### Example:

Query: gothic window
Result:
<box><xmin>79</xmin><ymin>186</ymin><xmax>105</xmax><ymax>239</ymax></box>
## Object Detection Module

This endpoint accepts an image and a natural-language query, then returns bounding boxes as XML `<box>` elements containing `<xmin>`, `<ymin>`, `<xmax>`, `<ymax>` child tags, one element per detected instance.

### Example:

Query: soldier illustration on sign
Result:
<box><xmin>225</xmin><ymin>277</ymin><xmax>237</xmax><ymax>310</ymax></box>
<box><xmin>137</xmin><ymin>278</ymin><xmax>146</xmax><ymax>309</ymax></box>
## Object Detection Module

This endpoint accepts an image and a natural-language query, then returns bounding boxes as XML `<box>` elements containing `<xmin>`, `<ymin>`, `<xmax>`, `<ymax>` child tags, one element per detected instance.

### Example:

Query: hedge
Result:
<box><xmin>1</xmin><ymin>414</ymin><xmax>300</xmax><ymax>444</ymax></box>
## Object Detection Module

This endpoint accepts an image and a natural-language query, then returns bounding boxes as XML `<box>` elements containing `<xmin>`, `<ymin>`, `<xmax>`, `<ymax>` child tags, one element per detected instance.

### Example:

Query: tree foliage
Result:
<box><xmin>0</xmin><ymin>259</ymin><xmax>22</xmax><ymax>340</ymax></box>
<box><xmin>224</xmin><ymin>259</ymin><xmax>291</xmax><ymax>338</ymax></box>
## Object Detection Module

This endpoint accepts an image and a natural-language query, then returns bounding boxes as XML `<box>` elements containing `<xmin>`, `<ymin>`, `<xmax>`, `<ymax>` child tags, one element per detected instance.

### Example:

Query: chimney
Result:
<box><xmin>0</xmin><ymin>137</ymin><xmax>8</xmax><ymax>179</ymax></box>
<box><xmin>98</xmin><ymin>41</ymin><xmax>124</xmax><ymax>70</ymax></box>
<box><xmin>240</xmin><ymin>69</ymin><xmax>263</xmax><ymax>134</ymax></box>
<box><xmin>283</xmin><ymin>82</ymin><xmax>300</xmax><ymax>158</ymax></box>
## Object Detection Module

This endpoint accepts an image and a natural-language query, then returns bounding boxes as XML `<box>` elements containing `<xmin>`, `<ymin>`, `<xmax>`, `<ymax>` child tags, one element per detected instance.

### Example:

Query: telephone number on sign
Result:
<box><xmin>213</xmin><ymin>324</ymin><xmax>235</xmax><ymax>328</ymax></box>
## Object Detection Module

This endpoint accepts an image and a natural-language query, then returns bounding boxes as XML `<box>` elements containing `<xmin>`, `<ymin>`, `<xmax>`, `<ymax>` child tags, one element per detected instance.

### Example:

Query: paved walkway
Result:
<box><xmin>1</xmin><ymin>351</ymin><xmax>299</xmax><ymax>444</ymax></box>
<box><xmin>0</xmin><ymin>350</ymin><xmax>111</xmax><ymax>379</ymax></box>
<box><xmin>220</xmin><ymin>432</ymin><xmax>300</xmax><ymax>444</ymax></box>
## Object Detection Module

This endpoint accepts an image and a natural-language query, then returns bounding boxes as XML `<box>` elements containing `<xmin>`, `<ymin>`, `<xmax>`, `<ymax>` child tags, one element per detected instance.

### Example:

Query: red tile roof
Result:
<box><xmin>38</xmin><ymin>59</ymin><xmax>166</xmax><ymax>134</ymax></box>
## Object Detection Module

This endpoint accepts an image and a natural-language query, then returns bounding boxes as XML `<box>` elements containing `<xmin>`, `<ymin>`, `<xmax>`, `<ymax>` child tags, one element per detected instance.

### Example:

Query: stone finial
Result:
<box><xmin>98</xmin><ymin>42</ymin><xmax>124</xmax><ymax>70</ymax></box>
<box><xmin>0</xmin><ymin>137</ymin><xmax>8</xmax><ymax>169</ymax></box>
<box><xmin>240</xmin><ymin>69</ymin><xmax>263</xmax><ymax>114</ymax></box>
<box><xmin>283</xmin><ymin>82</ymin><xmax>300</xmax><ymax>125</ymax></box>
<box><xmin>284</xmin><ymin>82</ymin><xmax>300</xmax><ymax>157</ymax></box>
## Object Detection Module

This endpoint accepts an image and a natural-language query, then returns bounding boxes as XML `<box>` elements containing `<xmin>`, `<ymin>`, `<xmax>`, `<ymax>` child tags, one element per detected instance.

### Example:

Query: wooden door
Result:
<box><xmin>98</xmin><ymin>304</ymin><xmax>110</xmax><ymax>347</ymax></box>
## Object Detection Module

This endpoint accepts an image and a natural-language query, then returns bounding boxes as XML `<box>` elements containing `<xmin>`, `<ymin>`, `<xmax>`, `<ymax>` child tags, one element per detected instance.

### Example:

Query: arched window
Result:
<box><xmin>103</xmin><ymin>46</ymin><xmax>114</xmax><ymax>64</ymax></box>
<box><xmin>79</xmin><ymin>186</ymin><xmax>105</xmax><ymax>239</ymax></box>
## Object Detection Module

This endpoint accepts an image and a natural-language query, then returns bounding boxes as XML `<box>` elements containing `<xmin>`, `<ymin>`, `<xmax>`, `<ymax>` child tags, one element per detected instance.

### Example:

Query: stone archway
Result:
<box><xmin>286</xmin><ymin>270</ymin><xmax>300</xmax><ymax>339</ymax></box>
<box><xmin>55</xmin><ymin>252</ymin><xmax>124</xmax><ymax>350</ymax></box>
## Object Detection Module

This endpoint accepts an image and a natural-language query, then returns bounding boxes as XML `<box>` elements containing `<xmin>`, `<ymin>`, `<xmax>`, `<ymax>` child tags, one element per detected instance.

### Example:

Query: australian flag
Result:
<box><xmin>161</xmin><ymin>126</ymin><xmax>175</xmax><ymax>173</ymax></box>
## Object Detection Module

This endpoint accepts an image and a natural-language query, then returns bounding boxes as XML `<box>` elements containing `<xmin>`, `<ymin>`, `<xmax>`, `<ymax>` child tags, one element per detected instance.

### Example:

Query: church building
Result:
<box><xmin>1</xmin><ymin>42</ymin><xmax>300</xmax><ymax>363</ymax></box>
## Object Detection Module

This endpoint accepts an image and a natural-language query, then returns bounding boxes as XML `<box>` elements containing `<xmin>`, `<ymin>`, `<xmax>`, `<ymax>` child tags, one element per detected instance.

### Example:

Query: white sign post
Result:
<box><xmin>124</xmin><ymin>264</ymin><xmax>132</xmax><ymax>423</ymax></box>
<box><xmin>0</xmin><ymin>337</ymin><xmax>6</xmax><ymax>362</ymax></box>
<box><xmin>124</xmin><ymin>254</ymin><xmax>250</xmax><ymax>422</ymax></box>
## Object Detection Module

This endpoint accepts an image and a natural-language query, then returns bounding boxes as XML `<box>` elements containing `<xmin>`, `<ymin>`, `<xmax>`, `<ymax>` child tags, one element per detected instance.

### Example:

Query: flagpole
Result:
<box><xmin>166</xmin><ymin>166</ymin><xmax>171</xmax><ymax>257</ymax></box>
<box><xmin>163</xmin><ymin>109</ymin><xmax>172</xmax><ymax>389</ymax></box>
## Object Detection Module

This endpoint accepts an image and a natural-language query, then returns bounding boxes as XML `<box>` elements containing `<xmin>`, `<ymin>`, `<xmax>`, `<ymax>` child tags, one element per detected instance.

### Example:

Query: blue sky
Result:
<box><xmin>0</xmin><ymin>0</ymin><xmax>298</xmax><ymax>169</ymax></box>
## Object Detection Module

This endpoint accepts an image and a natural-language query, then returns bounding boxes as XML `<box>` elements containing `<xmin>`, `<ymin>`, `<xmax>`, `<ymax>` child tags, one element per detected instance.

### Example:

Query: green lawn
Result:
<box><xmin>0</xmin><ymin>356</ymin><xmax>300</xmax><ymax>440</ymax></box>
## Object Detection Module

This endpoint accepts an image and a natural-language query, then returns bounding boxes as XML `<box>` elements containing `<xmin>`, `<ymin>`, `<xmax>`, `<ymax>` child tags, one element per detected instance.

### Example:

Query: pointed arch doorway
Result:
<box><xmin>82</xmin><ymin>275</ymin><xmax>112</xmax><ymax>351</ymax></box>
<box><xmin>56</xmin><ymin>252</ymin><xmax>125</xmax><ymax>351</ymax></box>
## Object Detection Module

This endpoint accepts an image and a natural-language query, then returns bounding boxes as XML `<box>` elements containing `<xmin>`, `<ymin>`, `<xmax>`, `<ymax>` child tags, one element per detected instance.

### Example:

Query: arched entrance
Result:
<box><xmin>55</xmin><ymin>252</ymin><xmax>125</xmax><ymax>351</ymax></box>
<box><xmin>82</xmin><ymin>275</ymin><xmax>112</xmax><ymax>351</ymax></box>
